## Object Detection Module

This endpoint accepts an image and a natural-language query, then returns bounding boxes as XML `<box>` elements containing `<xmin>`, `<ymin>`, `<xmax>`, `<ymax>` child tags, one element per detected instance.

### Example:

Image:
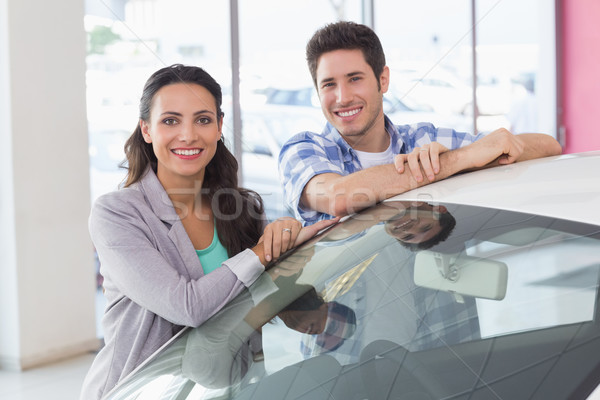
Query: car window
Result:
<box><xmin>105</xmin><ymin>200</ymin><xmax>600</xmax><ymax>400</ymax></box>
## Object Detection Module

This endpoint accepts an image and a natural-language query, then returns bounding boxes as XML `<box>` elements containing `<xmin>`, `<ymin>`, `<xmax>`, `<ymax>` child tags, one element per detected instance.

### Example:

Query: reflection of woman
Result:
<box><xmin>81</xmin><ymin>64</ymin><xmax>331</xmax><ymax>400</ymax></box>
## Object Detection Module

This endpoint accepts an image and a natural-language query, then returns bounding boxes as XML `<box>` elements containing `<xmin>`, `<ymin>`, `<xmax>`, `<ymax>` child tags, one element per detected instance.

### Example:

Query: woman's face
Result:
<box><xmin>140</xmin><ymin>82</ymin><xmax>222</xmax><ymax>187</ymax></box>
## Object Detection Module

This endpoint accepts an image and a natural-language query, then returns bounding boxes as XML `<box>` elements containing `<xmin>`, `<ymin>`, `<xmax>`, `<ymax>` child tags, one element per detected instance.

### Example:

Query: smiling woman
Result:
<box><xmin>79</xmin><ymin>64</ymin><xmax>335</xmax><ymax>400</ymax></box>
<box><xmin>139</xmin><ymin>83</ymin><xmax>222</xmax><ymax>187</ymax></box>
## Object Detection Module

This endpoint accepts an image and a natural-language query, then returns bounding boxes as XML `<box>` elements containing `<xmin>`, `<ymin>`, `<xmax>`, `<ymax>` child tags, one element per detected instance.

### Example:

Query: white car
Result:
<box><xmin>102</xmin><ymin>151</ymin><xmax>600</xmax><ymax>400</ymax></box>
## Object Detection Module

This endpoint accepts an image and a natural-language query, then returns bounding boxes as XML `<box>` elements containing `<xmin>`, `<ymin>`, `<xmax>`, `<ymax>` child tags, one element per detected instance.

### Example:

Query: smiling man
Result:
<box><xmin>279</xmin><ymin>21</ymin><xmax>562</xmax><ymax>226</ymax></box>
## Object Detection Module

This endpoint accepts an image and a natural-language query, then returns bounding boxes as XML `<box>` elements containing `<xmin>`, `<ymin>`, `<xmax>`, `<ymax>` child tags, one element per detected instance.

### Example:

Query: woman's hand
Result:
<box><xmin>259</xmin><ymin>217</ymin><xmax>302</xmax><ymax>262</ymax></box>
<box><xmin>259</xmin><ymin>217</ymin><xmax>339</xmax><ymax>263</ymax></box>
<box><xmin>267</xmin><ymin>245</ymin><xmax>316</xmax><ymax>280</ymax></box>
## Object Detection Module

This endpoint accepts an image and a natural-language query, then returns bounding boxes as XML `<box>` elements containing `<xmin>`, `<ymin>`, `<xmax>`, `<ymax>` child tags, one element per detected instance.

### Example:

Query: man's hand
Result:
<box><xmin>464</xmin><ymin>128</ymin><xmax>526</xmax><ymax>168</ymax></box>
<box><xmin>394</xmin><ymin>142</ymin><xmax>449</xmax><ymax>182</ymax></box>
<box><xmin>299</xmin><ymin>129</ymin><xmax>560</xmax><ymax>220</ymax></box>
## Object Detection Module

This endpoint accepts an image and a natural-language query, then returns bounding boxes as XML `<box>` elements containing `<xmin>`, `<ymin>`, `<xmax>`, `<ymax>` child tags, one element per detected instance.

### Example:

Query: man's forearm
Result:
<box><xmin>304</xmin><ymin>148</ymin><xmax>469</xmax><ymax>217</ymax></box>
<box><xmin>515</xmin><ymin>133</ymin><xmax>562</xmax><ymax>161</ymax></box>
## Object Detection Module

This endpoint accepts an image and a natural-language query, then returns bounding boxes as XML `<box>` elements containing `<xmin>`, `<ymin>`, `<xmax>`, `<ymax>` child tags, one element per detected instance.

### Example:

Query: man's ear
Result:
<box><xmin>379</xmin><ymin>65</ymin><xmax>390</xmax><ymax>94</ymax></box>
<box><xmin>140</xmin><ymin>120</ymin><xmax>152</xmax><ymax>143</ymax></box>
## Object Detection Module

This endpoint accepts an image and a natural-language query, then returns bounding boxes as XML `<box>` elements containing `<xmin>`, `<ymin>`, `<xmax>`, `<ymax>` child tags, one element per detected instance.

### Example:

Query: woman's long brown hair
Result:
<box><xmin>121</xmin><ymin>64</ymin><xmax>264</xmax><ymax>256</ymax></box>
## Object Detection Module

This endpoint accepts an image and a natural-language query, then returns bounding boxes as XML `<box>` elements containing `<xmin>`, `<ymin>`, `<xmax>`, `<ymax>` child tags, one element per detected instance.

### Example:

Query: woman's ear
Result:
<box><xmin>140</xmin><ymin>120</ymin><xmax>152</xmax><ymax>143</ymax></box>
<box><xmin>217</xmin><ymin>114</ymin><xmax>224</xmax><ymax>140</ymax></box>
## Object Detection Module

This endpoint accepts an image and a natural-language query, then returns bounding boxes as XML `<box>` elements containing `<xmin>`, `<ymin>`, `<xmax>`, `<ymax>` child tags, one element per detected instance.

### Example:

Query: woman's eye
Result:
<box><xmin>163</xmin><ymin>118</ymin><xmax>177</xmax><ymax>125</ymax></box>
<box><xmin>197</xmin><ymin>117</ymin><xmax>211</xmax><ymax>124</ymax></box>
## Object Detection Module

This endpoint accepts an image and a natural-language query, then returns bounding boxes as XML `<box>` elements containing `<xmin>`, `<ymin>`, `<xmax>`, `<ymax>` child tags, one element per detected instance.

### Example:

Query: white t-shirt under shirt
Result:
<box><xmin>353</xmin><ymin>142</ymin><xmax>394</xmax><ymax>169</ymax></box>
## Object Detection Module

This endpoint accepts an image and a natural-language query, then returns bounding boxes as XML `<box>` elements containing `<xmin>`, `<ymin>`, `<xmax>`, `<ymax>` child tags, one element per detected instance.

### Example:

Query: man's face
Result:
<box><xmin>384</xmin><ymin>205</ymin><xmax>446</xmax><ymax>244</ymax></box>
<box><xmin>315</xmin><ymin>49</ymin><xmax>389</xmax><ymax>151</ymax></box>
<box><xmin>278</xmin><ymin>303</ymin><xmax>328</xmax><ymax>335</ymax></box>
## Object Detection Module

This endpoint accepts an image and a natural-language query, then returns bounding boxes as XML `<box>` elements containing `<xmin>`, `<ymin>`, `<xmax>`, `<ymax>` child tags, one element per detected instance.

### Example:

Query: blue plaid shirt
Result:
<box><xmin>278</xmin><ymin>115</ymin><xmax>483</xmax><ymax>226</ymax></box>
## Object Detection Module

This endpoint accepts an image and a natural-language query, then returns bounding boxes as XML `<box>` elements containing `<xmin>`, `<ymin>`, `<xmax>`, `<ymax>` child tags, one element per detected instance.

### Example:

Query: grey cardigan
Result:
<box><xmin>80</xmin><ymin>168</ymin><xmax>265</xmax><ymax>400</ymax></box>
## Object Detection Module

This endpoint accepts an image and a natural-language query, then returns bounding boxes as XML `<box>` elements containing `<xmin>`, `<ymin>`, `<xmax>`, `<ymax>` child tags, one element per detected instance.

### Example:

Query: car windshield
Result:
<box><xmin>104</xmin><ymin>200</ymin><xmax>600</xmax><ymax>400</ymax></box>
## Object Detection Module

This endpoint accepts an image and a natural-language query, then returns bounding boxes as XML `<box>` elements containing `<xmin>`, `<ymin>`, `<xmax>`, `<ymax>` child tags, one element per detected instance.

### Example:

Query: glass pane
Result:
<box><xmin>375</xmin><ymin>0</ymin><xmax>474</xmax><ymax>133</ymax></box>
<box><xmin>237</xmin><ymin>0</ymin><xmax>362</xmax><ymax>222</ymax></box>
<box><xmin>86</xmin><ymin>0</ymin><xmax>230</xmax><ymax>203</ymax></box>
<box><xmin>476</xmin><ymin>0</ymin><xmax>556</xmax><ymax>135</ymax></box>
<box><xmin>105</xmin><ymin>201</ymin><xmax>600</xmax><ymax>400</ymax></box>
<box><xmin>85</xmin><ymin>0</ymin><xmax>230</xmax><ymax>338</ymax></box>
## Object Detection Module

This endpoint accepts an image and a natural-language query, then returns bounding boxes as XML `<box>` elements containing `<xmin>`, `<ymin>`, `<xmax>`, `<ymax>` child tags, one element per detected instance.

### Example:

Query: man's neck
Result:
<box><xmin>348</xmin><ymin>126</ymin><xmax>390</xmax><ymax>153</ymax></box>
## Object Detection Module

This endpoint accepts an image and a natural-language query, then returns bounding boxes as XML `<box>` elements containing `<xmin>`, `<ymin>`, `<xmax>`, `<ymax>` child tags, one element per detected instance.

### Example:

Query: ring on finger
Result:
<box><xmin>282</xmin><ymin>228</ymin><xmax>292</xmax><ymax>233</ymax></box>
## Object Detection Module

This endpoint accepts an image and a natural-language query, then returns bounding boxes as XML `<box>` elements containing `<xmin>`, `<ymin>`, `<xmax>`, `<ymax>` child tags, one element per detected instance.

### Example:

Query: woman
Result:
<box><xmin>81</xmin><ymin>64</ymin><xmax>333</xmax><ymax>399</ymax></box>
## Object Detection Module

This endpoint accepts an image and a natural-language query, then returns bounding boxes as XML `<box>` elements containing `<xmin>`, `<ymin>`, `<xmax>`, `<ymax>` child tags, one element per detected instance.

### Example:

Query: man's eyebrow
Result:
<box><xmin>318</xmin><ymin>71</ymin><xmax>364</xmax><ymax>86</ymax></box>
<box><xmin>347</xmin><ymin>71</ymin><xmax>364</xmax><ymax>77</ymax></box>
<box><xmin>318</xmin><ymin>77</ymin><xmax>335</xmax><ymax>86</ymax></box>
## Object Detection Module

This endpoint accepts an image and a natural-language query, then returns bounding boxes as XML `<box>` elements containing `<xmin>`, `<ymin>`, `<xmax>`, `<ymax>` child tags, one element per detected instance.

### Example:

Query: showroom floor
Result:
<box><xmin>0</xmin><ymin>352</ymin><xmax>96</xmax><ymax>400</ymax></box>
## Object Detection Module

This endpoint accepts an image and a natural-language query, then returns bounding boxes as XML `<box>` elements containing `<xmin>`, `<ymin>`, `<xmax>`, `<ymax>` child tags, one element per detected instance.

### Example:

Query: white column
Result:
<box><xmin>0</xmin><ymin>0</ymin><xmax>100</xmax><ymax>370</ymax></box>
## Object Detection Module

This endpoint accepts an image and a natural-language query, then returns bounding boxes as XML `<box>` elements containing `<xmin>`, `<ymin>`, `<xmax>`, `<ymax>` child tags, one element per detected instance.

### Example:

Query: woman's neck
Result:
<box><xmin>156</xmin><ymin>168</ymin><xmax>207</xmax><ymax>218</ymax></box>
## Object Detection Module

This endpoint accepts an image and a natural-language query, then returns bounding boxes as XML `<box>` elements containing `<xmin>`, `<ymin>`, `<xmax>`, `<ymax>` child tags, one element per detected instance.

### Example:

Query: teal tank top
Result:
<box><xmin>195</xmin><ymin>225</ymin><xmax>229</xmax><ymax>275</ymax></box>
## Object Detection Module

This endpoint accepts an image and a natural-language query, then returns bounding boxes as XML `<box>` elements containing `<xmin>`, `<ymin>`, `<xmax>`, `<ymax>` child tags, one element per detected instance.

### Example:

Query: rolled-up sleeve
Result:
<box><xmin>279</xmin><ymin>132</ymin><xmax>345</xmax><ymax>224</ymax></box>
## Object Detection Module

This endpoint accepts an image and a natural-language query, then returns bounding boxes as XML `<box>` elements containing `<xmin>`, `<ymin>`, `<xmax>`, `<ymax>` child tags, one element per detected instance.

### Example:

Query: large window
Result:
<box><xmin>86</xmin><ymin>0</ymin><xmax>557</xmax><ymax>219</ymax></box>
<box><xmin>85</xmin><ymin>0</ymin><xmax>557</xmax><ymax>337</ymax></box>
<box><xmin>376</xmin><ymin>0</ymin><xmax>556</xmax><ymax>136</ymax></box>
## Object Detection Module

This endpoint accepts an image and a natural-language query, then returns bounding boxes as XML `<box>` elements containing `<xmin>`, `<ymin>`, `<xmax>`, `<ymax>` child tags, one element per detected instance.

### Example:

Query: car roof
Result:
<box><xmin>387</xmin><ymin>151</ymin><xmax>600</xmax><ymax>226</ymax></box>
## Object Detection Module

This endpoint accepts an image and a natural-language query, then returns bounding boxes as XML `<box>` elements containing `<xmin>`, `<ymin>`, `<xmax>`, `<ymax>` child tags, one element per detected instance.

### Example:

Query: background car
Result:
<box><xmin>101</xmin><ymin>151</ymin><xmax>600</xmax><ymax>400</ymax></box>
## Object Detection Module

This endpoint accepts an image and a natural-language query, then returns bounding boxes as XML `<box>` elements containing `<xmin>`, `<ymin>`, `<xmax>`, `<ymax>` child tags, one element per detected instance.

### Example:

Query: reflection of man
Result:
<box><xmin>279</xmin><ymin>21</ymin><xmax>562</xmax><ymax>226</ymax></box>
<box><xmin>291</xmin><ymin>201</ymin><xmax>479</xmax><ymax>364</ymax></box>
<box><xmin>277</xmin><ymin>288</ymin><xmax>357</xmax><ymax>354</ymax></box>
<box><xmin>384</xmin><ymin>202</ymin><xmax>455</xmax><ymax>251</ymax></box>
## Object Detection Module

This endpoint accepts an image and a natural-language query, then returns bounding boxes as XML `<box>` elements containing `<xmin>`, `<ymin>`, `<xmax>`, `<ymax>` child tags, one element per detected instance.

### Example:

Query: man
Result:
<box><xmin>279</xmin><ymin>21</ymin><xmax>562</xmax><ymax>226</ymax></box>
<box><xmin>384</xmin><ymin>202</ymin><xmax>456</xmax><ymax>251</ymax></box>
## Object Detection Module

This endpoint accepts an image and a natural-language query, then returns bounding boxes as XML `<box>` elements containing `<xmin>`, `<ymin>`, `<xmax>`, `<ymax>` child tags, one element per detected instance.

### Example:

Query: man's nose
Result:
<box><xmin>336</xmin><ymin>84</ymin><xmax>353</xmax><ymax>104</ymax></box>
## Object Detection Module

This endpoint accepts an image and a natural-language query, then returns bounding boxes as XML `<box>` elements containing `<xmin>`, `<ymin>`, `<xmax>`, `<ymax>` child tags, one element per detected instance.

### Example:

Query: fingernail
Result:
<box><xmin>266</xmin><ymin>255</ymin><xmax>271</xmax><ymax>262</ymax></box>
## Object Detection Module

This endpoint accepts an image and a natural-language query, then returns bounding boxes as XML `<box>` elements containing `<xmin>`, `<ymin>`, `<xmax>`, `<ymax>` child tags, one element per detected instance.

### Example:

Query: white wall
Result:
<box><xmin>0</xmin><ymin>0</ymin><xmax>20</xmax><ymax>368</ymax></box>
<box><xmin>0</xmin><ymin>0</ymin><xmax>100</xmax><ymax>370</ymax></box>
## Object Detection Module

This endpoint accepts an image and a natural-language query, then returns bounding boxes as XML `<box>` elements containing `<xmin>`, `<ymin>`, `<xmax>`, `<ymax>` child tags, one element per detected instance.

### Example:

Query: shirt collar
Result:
<box><xmin>324</xmin><ymin>114</ymin><xmax>405</xmax><ymax>158</ymax></box>
<box><xmin>384</xmin><ymin>115</ymin><xmax>406</xmax><ymax>154</ymax></box>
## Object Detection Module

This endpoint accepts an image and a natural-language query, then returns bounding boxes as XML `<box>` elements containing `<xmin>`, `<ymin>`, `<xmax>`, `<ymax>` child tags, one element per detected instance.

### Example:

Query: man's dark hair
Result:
<box><xmin>399</xmin><ymin>211</ymin><xmax>456</xmax><ymax>251</ymax></box>
<box><xmin>306</xmin><ymin>21</ymin><xmax>386</xmax><ymax>89</ymax></box>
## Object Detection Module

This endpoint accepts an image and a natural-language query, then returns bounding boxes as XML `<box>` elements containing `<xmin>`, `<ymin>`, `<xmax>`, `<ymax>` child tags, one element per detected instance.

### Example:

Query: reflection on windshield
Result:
<box><xmin>106</xmin><ymin>201</ymin><xmax>600</xmax><ymax>400</ymax></box>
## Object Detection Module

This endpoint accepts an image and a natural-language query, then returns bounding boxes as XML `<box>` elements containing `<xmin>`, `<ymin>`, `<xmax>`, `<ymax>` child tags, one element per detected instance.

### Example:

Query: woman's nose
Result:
<box><xmin>178</xmin><ymin>122</ymin><xmax>197</xmax><ymax>143</ymax></box>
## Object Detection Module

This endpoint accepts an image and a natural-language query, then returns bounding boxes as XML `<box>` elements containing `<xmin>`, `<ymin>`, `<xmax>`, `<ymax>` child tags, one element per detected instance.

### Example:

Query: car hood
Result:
<box><xmin>388</xmin><ymin>151</ymin><xmax>600</xmax><ymax>226</ymax></box>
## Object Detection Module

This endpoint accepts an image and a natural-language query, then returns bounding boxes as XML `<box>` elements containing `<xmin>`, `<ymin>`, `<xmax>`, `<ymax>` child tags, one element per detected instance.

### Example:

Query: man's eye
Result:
<box><xmin>401</xmin><ymin>234</ymin><xmax>415</xmax><ymax>241</ymax></box>
<box><xmin>420</xmin><ymin>224</ymin><xmax>433</xmax><ymax>233</ymax></box>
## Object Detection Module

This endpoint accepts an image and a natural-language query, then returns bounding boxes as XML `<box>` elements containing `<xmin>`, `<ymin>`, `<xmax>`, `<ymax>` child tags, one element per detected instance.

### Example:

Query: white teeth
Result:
<box><xmin>173</xmin><ymin>149</ymin><xmax>201</xmax><ymax>156</ymax></box>
<box><xmin>338</xmin><ymin>108</ymin><xmax>360</xmax><ymax>117</ymax></box>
